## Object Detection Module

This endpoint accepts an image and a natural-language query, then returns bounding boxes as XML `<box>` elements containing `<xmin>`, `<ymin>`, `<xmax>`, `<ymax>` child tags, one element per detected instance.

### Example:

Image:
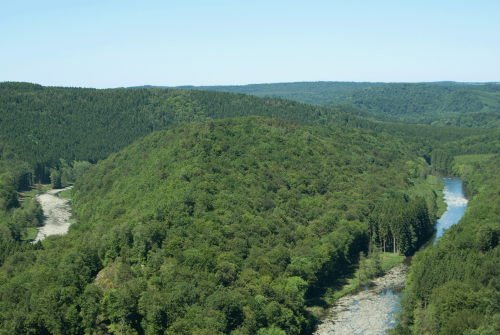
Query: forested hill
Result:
<box><xmin>133</xmin><ymin>81</ymin><xmax>500</xmax><ymax>128</ymax></box>
<box><xmin>330</xmin><ymin>83</ymin><xmax>500</xmax><ymax>126</ymax></box>
<box><xmin>136</xmin><ymin>82</ymin><xmax>500</xmax><ymax>128</ymax></box>
<box><xmin>134</xmin><ymin>82</ymin><xmax>500</xmax><ymax>128</ymax></box>
<box><xmin>0</xmin><ymin>82</ymin><xmax>352</xmax><ymax>178</ymax></box>
<box><xmin>0</xmin><ymin>117</ymin><xmax>436</xmax><ymax>334</ymax></box>
<box><xmin>128</xmin><ymin>81</ymin><xmax>499</xmax><ymax>111</ymax></box>
<box><xmin>1</xmin><ymin>82</ymin><xmax>493</xmax><ymax>178</ymax></box>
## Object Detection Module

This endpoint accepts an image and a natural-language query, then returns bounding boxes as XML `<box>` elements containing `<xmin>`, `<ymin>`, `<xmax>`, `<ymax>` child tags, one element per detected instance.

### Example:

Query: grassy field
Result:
<box><xmin>23</xmin><ymin>228</ymin><xmax>38</xmax><ymax>241</ymax></box>
<box><xmin>406</xmin><ymin>175</ymin><xmax>447</xmax><ymax>219</ymax></box>
<box><xmin>18</xmin><ymin>184</ymin><xmax>51</xmax><ymax>203</ymax></box>
<box><xmin>325</xmin><ymin>253</ymin><xmax>405</xmax><ymax>304</ymax></box>
<box><xmin>58</xmin><ymin>189</ymin><xmax>72</xmax><ymax>199</ymax></box>
<box><xmin>426</xmin><ymin>174</ymin><xmax>447</xmax><ymax>218</ymax></box>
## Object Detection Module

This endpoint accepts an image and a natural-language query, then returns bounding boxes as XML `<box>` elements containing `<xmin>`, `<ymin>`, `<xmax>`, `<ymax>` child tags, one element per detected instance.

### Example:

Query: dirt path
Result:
<box><xmin>32</xmin><ymin>186</ymin><xmax>73</xmax><ymax>243</ymax></box>
<box><xmin>313</xmin><ymin>263</ymin><xmax>409</xmax><ymax>335</ymax></box>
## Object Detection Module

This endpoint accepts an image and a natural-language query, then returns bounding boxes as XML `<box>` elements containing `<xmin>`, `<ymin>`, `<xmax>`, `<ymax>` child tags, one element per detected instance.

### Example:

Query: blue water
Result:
<box><xmin>380</xmin><ymin>177</ymin><xmax>469</xmax><ymax>331</ymax></box>
<box><xmin>433</xmin><ymin>177</ymin><xmax>469</xmax><ymax>243</ymax></box>
<box><xmin>324</xmin><ymin>177</ymin><xmax>469</xmax><ymax>334</ymax></box>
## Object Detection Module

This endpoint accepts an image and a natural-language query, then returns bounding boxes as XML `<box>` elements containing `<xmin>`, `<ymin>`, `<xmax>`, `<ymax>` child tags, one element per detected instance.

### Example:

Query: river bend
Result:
<box><xmin>313</xmin><ymin>177</ymin><xmax>468</xmax><ymax>334</ymax></box>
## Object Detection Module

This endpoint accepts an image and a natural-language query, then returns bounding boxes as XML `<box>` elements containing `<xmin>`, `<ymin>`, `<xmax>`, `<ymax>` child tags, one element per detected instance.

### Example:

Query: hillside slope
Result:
<box><xmin>1</xmin><ymin>82</ymin><xmax>492</xmax><ymax>182</ymax></box>
<box><xmin>0</xmin><ymin>82</ymin><xmax>375</xmax><ymax>180</ymax></box>
<box><xmin>330</xmin><ymin>83</ymin><xmax>500</xmax><ymax>126</ymax></box>
<box><xmin>0</xmin><ymin>117</ymin><xmax>435</xmax><ymax>334</ymax></box>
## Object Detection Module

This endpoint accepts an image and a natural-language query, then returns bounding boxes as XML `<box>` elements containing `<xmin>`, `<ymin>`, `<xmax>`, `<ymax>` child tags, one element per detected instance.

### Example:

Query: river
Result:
<box><xmin>313</xmin><ymin>176</ymin><xmax>469</xmax><ymax>335</ymax></box>
<box><xmin>32</xmin><ymin>186</ymin><xmax>73</xmax><ymax>243</ymax></box>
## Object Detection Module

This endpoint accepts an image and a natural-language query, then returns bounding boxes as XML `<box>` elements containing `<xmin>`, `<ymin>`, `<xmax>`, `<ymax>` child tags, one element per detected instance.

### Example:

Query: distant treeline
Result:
<box><xmin>1</xmin><ymin>82</ymin><xmax>494</xmax><ymax>183</ymax></box>
<box><xmin>430</xmin><ymin>133</ymin><xmax>500</xmax><ymax>174</ymax></box>
<box><xmin>329</xmin><ymin>83</ymin><xmax>500</xmax><ymax>127</ymax></box>
<box><xmin>163</xmin><ymin>81</ymin><xmax>500</xmax><ymax>128</ymax></box>
<box><xmin>171</xmin><ymin>81</ymin><xmax>387</xmax><ymax>106</ymax></box>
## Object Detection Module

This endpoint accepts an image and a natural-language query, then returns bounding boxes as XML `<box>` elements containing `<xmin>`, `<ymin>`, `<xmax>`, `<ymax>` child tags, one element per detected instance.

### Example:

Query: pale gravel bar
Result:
<box><xmin>313</xmin><ymin>263</ymin><xmax>408</xmax><ymax>335</ymax></box>
<box><xmin>32</xmin><ymin>186</ymin><xmax>73</xmax><ymax>243</ymax></box>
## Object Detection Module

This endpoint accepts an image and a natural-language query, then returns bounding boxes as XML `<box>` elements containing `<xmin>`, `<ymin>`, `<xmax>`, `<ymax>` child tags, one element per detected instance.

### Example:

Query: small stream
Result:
<box><xmin>313</xmin><ymin>177</ymin><xmax>469</xmax><ymax>335</ymax></box>
<box><xmin>32</xmin><ymin>186</ymin><xmax>73</xmax><ymax>243</ymax></box>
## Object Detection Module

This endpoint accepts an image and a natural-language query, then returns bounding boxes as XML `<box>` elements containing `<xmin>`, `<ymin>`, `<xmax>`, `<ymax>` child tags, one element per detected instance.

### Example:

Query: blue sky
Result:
<box><xmin>1</xmin><ymin>0</ymin><xmax>499</xmax><ymax>88</ymax></box>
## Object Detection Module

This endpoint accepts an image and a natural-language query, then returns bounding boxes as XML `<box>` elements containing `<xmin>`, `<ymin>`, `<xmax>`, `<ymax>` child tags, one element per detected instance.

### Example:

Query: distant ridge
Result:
<box><xmin>120</xmin><ymin>81</ymin><xmax>500</xmax><ymax>108</ymax></box>
<box><xmin>119</xmin><ymin>81</ymin><xmax>500</xmax><ymax>127</ymax></box>
<box><xmin>121</xmin><ymin>81</ymin><xmax>500</xmax><ymax>90</ymax></box>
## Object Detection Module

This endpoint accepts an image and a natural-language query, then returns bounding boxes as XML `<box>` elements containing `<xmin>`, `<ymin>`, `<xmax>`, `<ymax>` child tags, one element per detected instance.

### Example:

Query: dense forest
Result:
<box><xmin>1</xmin><ymin>82</ymin><xmax>494</xmax><ymax>183</ymax></box>
<box><xmin>1</xmin><ymin>81</ymin><xmax>500</xmax><ymax>334</ymax></box>
<box><xmin>0</xmin><ymin>117</ymin><xmax>437</xmax><ymax>334</ymax></box>
<box><xmin>166</xmin><ymin>82</ymin><xmax>500</xmax><ymax>128</ymax></box>
<box><xmin>392</xmin><ymin>154</ymin><xmax>500</xmax><ymax>335</ymax></box>
<box><xmin>329</xmin><ymin>83</ymin><xmax>500</xmax><ymax>127</ymax></box>
<box><xmin>0</xmin><ymin>82</ymin><xmax>381</xmax><ymax>180</ymax></box>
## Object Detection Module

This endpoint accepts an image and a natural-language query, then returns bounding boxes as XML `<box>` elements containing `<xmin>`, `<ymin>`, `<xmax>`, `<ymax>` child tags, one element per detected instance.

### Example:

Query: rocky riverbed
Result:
<box><xmin>32</xmin><ymin>186</ymin><xmax>73</xmax><ymax>243</ymax></box>
<box><xmin>314</xmin><ymin>263</ymin><xmax>409</xmax><ymax>335</ymax></box>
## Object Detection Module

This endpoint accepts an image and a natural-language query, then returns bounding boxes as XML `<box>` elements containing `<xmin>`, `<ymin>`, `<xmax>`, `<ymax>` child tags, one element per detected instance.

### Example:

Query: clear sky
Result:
<box><xmin>1</xmin><ymin>0</ymin><xmax>499</xmax><ymax>88</ymax></box>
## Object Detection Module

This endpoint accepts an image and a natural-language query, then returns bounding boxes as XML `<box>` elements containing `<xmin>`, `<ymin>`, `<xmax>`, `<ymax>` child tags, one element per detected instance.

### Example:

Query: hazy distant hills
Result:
<box><xmin>1</xmin><ymin>81</ymin><xmax>497</xmax><ymax>179</ymax></box>
<box><xmin>123</xmin><ymin>81</ymin><xmax>387</xmax><ymax>105</ymax></box>
<box><xmin>124</xmin><ymin>81</ymin><xmax>500</xmax><ymax>127</ymax></box>
<box><xmin>328</xmin><ymin>83</ymin><xmax>500</xmax><ymax>126</ymax></box>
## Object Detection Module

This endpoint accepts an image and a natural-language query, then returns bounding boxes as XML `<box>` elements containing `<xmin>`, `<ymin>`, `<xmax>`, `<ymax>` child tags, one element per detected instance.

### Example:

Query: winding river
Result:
<box><xmin>314</xmin><ymin>176</ymin><xmax>469</xmax><ymax>335</ymax></box>
<box><xmin>32</xmin><ymin>186</ymin><xmax>73</xmax><ymax>243</ymax></box>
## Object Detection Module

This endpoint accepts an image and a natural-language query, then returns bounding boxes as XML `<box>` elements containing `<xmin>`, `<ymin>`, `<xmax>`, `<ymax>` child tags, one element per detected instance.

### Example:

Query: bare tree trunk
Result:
<box><xmin>393</xmin><ymin>236</ymin><xmax>396</xmax><ymax>254</ymax></box>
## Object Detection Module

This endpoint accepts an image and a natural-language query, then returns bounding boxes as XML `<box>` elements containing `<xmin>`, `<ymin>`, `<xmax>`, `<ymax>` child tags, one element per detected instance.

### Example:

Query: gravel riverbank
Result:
<box><xmin>32</xmin><ymin>186</ymin><xmax>73</xmax><ymax>243</ymax></box>
<box><xmin>314</xmin><ymin>263</ymin><xmax>409</xmax><ymax>335</ymax></box>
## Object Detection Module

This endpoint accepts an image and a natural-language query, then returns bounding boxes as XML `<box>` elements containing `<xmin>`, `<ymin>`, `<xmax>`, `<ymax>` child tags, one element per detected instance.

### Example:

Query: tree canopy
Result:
<box><xmin>0</xmin><ymin>117</ymin><xmax>437</xmax><ymax>334</ymax></box>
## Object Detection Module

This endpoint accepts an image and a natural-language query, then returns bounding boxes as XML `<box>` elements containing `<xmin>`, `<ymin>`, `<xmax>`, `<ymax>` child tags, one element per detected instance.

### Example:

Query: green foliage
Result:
<box><xmin>1</xmin><ymin>82</ymin><xmax>494</xmax><ymax>183</ymax></box>
<box><xmin>0</xmin><ymin>172</ymin><xmax>18</xmax><ymax>211</ymax></box>
<box><xmin>1</xmin><ymin>82</ymin><xmax>364</xmax><ymax>175</ymax></box>
<box><xmin>0</xmin><ymin>117</ymin><xmax>436</xmax><ymax>334</ymax></box>
<box><xmin>4</xmin><ymin>81</ymin><xmax>498</xmax><ymax>333</ymax></box>
<box><xmin>370</xmin><ymin>192</ymin><xmax>433</xmax><ymax>256</ymax></box>
<box><xmin>452</xmin><ymin>154</ymin><xmax>497</xmax><ymax>176</ymax></box>
<box><xmin>50</xmin><ymin>169</ymin><xmax>62</xmax><ymax>189</ymax></box>
<box><xmin>173</xmin><ymin>81</ymin><xmax>387</xmax><ymax>106</ymax></box>
<box><xmin>0</xmin><ymin>154</ymin><xmax>44</xmax><ymax>242</ymax></box>
<box><xmin>396</xmin><ymin>156</ymin><xmax>500</xmax><ymax>334</ymax></box>
<box><xmin>329</xmin><ymin>83</ymin><xmax>500</xmax><ymax>127</ymax></box>
<box><xmin>431</xmin><ymin>149</ymin><xmax>454</xmax><ymax>173</ymax></box>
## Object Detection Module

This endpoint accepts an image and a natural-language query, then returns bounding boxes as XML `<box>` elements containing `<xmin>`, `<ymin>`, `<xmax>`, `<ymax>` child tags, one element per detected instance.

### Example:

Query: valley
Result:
<box><xmin>0</xmin><ymin>82</ymin><xmax>499</xmax><ymax>334</ymax></box>
<box><xmin>314</xmin><ymin>176</ymin><xmax>469</xmax><ymax>334</ymax></box>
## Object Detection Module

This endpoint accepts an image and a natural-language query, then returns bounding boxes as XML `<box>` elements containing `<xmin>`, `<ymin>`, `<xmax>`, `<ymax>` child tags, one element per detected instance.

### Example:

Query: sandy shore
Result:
<box><xmin>32</xmin><ymin>186</ymin><xmax>73</xmax><ymax>243</ymax></box>
<box><xmin>314</xmin><ymin>263</ymin><xmax>409</xmax><ymax>335</ymax></box>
